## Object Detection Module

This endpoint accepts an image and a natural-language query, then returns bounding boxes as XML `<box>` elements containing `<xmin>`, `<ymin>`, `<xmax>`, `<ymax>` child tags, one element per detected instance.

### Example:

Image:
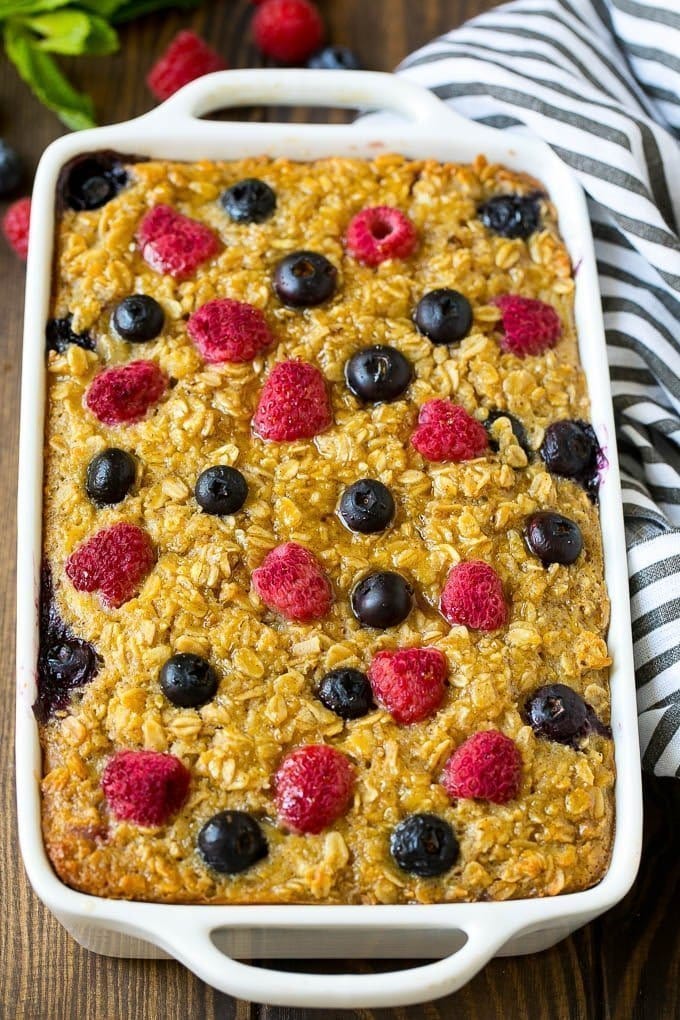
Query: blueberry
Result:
<box><xmin>345</xmin><ymin>344</ymin><xmax>412</xmax><ymax>403</ymax></box>
<box><xmin>478</xmin><ymin>194</ymin><xmax>541</xmax><ymax>239</ymax></box>
<box><xmin>484</xmin><ymin>409</ymin><xmax>530</xmax><ymax>454</ymax></box>
<box><xmin>160</xmin><ymin>653</ymin><xmax>219</xmax><ymax>708</ymax></box>
<box><xmin>112</xmin><ymin>295</ymin><xmax>164</xmax><ymax>342</ymax></box>
<box><xmin>85</xmin><ymin>448</ymin><xmax>136</xmax><ymax>506</ymax></box>
<box><xmin>62</xmin><ymin>156</ymin><xmax>128</xmax><ymax>212</ymax></box>
<box><xmin>220</xmin><ymin>178</ymin><xmax>276</xmax><ymax>224</ymax></box>
<box><xmin>45</xmin><ymin>638</ymin><xmax>98</xmax><ymax>692</ymax></box>
<box><xmin>317</xmin><ymin>668</ymin><xmax>374</xmax><ymax>719</ymax></box>
<box><xmin>46</xmin><ymin>315</ymin><xmax>95</xmax><ymax>354</ymax></box>
<box><xmin>198</xmin><ymin>810</ymin><xmax>268</xmax><ymax>874</ymax></box>
<box><xmin>390</xmin><ymin>813</ymin><xmax>459</xmax><ymax>877</ymax></box>
<box><xmin>351</xmin><ymin>571</ymin><xmax>413</xmax><ymax>628</ymax></box>
<box><xmin>523</xmin><ymin>684</ymin><xmax>610</xmax><ymax>746</ymax></box>
<box><xmin>0</xmin><ymin>140</ymin><xmax>22</xmax><ymax>196</ymax></box>
<box><xmin>524</xmin><ymin>511</ymin><xmax>583</xmax><ymax>565</ymax></box>
<box><xmin>339</xmin><ymin>479</ymin><xmax>395</xmax><ymax>534</ymax></box>
<box><xmin>414</xmin><ymin>288</ymin><xmax>473</xmax><ymax>345</ymax></box>
<box><xmin>274</xmin><ymin>251</ymin><xmax>337</xmax><ymax>307</ymax></box>
<box><xmin>540</xmin><ymin>420</ymin><xmax>600</xmax><ymax>496</ymax></box>
<box><xmin>195</xmin><ymin>465</ymin><xmax>248</xmax><ymax>516</ymax></box>
<box><xmin>307</xmin><ymin>46</ymin><xmax>361</xmax><ymax>70</ymax></box>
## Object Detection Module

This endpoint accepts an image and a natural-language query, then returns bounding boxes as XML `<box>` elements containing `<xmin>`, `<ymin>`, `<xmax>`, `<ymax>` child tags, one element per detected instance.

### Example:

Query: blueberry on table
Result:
<box><xmin>45</xmin><ymin>315</ymin><xmax>95</xmax><ymax>354</ymax></box>
<box><xmin>339</xmin><ymin>479</ymin><xmax>395</xmax><ymax>534</ymax></box>
<box><xmin>478</xmin><ymin>193</ymin><xmax>541</xmax><ymax>239</ymax></box>
<box><xmin>198</xmin><ymin>810</ymin><xmax>268</xmax><ymax>874</ymax></box>
<box><xmin>274</xmin><ymin>251</ymin><xmax>337</xmax><ymax>307</ymax></box>
<box><xmin>0</xmin><ymin>140</ymin><xmax>22</xmax><ymax>197</ymax></box>
<box><xmin>484</xmin><ymin>409</ymin><xmax>531</xmax><ymax>454</ymax></box>
<box><xmin>317</xmin><ymin>668</ymin><xmax>375</xmax><ymax>719</ymax></box>
<box><xmin>524</xmin><ymin>683</ymin><xmax>611</xmax><ymax>745</ymax></box>
<box><xmin>85</xmin><ymin>448</ymin><xmax>136</xmax><ymax>506</ymax></box>
<box><xmin>62</xmin><ymin>156</ymin><xmax>128</xmax><ymax>211</ymax></box>
<box><xmin>351</xmin><ymin>571</ymin><xmax>413</xmax><ymax>628</ymax></box>
<box><xmin>112</xmin><ymin>295</ymin><xmax>165</xmax><ymax>342</ymax></box>
<box><xmin>524</xmin><ymin>510</ymin><xmax>583</xmax><ymax>565</ymax></box>
<box><xmin>414</xmin><ymin>288</ymin><xmax>473</xmax><ymax>345</ymax></box>
<box><xmin>345</xmin><ymin>344</ymin><xmax>412</xmax><ymax>402</ymax></box>
<box><xmin>160</xmin><ymin>653</ymin><xmax>218</xmax><ymax>708</ymax></box>
<box><xmin>540</xmin><ymin>420</ymin><xmax>600</xmax><ymax>495</ymax></box>
<box><xmin>390</xmin><ymin>813</ymin><xmax>459</xmax><ymax>877</ymax></box>
<box><xmin>307</xmin><ymin>46</ymin><xmax>361</xmax><ymax>70</ymax></box>
<box><xmin>195</xmin><ymin>465</ymin><xmax>248</xmax><ymax>516</ymax></box>
<box><xmin>220</xmin><ymin>178</ymin><xmax>276</xmax><ymax>223</ymax></box>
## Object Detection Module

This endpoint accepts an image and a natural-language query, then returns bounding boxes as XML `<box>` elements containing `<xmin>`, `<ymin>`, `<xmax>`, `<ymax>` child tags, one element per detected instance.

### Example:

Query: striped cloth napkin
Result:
<box><xmin>394</xmin><ymin>0</ymin><xmax>680</xmax><ymax>776</ymax></box>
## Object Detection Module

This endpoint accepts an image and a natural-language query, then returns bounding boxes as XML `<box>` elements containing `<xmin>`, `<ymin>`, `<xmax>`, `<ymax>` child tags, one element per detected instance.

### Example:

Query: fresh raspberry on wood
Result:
<box><xmin>275</xmin><ymin>744</ymin><xmax>354</xmax><ymax>834</ymax></box>
<box><xmin>494</xmin><ymin>294</ymin><xmax>561</xmax><ymax>357</ymax></box>
<box><xmin>253</xmin><ymin>360</ymin><xmax>332</xmax><ymax>441</ymax></box>
<box><xmin>147</xmin><ymin>31</ymin><xmax>226</xmax><ymax>101</ymax></box>
<box><xmin>66</xmin><ymin>522</ymin><xmax>155</xmax><ymax>608</ymax></box>
<box><xmin>2</xmin><ymin>196</ymin><xmax>30</xmax><ymax>259</ymax></box>
<box><xmin>252</xmin><ymin>0</ymin><xmax>325</xmax><ymax>63</ymax></box>
<box><xmin>411</xmin><ymin>399</ymin><xmax>489</xmax><ymax>462</ymax></box>
<box><xmin>252</xmin><ymin>542</ymin><xmax>332</xmax><ymax>621</ymax></box>
<box><xmin>101</xmin><ymin>750</ymin><xmax>190</xmax><ymax>826</ymax></box>
<box><xmin>368</xmin><ymin>647</ymin><xmax>447</xmax><ymax>725</ymax></box>
<box><xmin>442</xmin><ymin>730</ymin><xmax>522</xmax><ymax>804</ymax></box>
<box><xmin>85</xmin><ymin>360</ymin><xmax>167</xmax><ymax>426</ymax></box>
<box><xmin>137</xmin><ymin>204</ymin><xmax>220</xmax><ymax>279</ymax></box>
<box><xmin>187</xmin><ymin>298</ymin><xmax>274</xmax><ymax>363</ymax></box>
<box><xmin>440</xmin><ymin>561</ymin><xmax>508</xmax><ymax>631</ymax></box>
<box><xmin>345</xmin><ymin>206</ymin><xmax>418</xmax><ymax>266</ymax></box>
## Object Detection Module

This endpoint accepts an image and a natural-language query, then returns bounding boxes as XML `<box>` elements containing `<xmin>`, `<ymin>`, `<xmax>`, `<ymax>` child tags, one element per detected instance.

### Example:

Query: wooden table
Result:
<box><xmin>1</xmin><ymin>1</ymin><xmax>678</xmax><ymax>1016</ymax></box>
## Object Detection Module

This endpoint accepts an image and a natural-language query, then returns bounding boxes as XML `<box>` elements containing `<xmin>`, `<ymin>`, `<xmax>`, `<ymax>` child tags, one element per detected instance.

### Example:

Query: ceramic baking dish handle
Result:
<box><xmin>136</xmin><ymin>68</ymin><xmax>461</xmax><ymax>129</ymax></box>
<box><xmin>160</xmin><ymin>916</ymin><xmax>515</xmax><ymax>1008</ymax></box>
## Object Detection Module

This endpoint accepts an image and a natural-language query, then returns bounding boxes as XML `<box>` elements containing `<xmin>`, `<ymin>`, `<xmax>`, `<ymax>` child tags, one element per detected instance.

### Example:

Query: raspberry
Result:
<box><xmin>275</xmin><ymin>744</ymin><xmax>354</xmax><ymax>834</ymax></box>
<box><xmin>101</xmin><ymin>750</ymin><xmax>190</xmax><ymax>826</ymax></box>
<box><xmin>368</xmin><ymin>647</ymin><xmax>447</xmax><ymax>725</ymax></box>
<box><xmin>253</xmin><ymin>360</ymin><xmax>332</xmax><ymax>441</ymax></box>
<box><xmin>440</xmin><ymin>561</ymin><xmax>508</xmax><ymax>631</ymax></box>
<box><xmin>411</xmin><ymin>399</ymin><xmax>489</xmax><ymax>462</ymax></box>
<box><xmin>85</xmin><ymin>360</ymin><xmax>167</xmax><ymax>426</ymax></box>
<box><xmin>345</xmin><ymin>206</ymin><xmax>418</xmax><ymax>266</ymax></box>
<box><xmin>187</xmin><ymin>298</ymin><xmax>274</xmax><ymax>364</ymax></box>
<box><xmin>137</xmin><ymin>204</ymin><xmax>220</xmax><ymax>279</ymax></box>
<box><xmin>252</xmin><ymin>0</ymin><xmax>325</xmax><ymax>63</ymax></box>
<box><xmin>147</xmin><ymin>31</ymin><xmax>226</xmax><ymax>101</ymax></box>
<box><xmin>494</xmin><ymin>294</ymin><xmax>561</xmax><ymax>357</ymax></box>
<box><xmin>3</xmin><ymin>196</ymin><xmax>30</xmax><ymax>259</ymax></box>
<box><xmin>252</xmin><ymin>542</ymin><xmax>332</xmax><ymax>621</ymax></box>
<box><xmin>66</xmin><ymin>522</ymin><xmax>155</xmax><ymax>608</ymax></box>
<box><xmin>442</xmin><ymin>730</ymin><xmax>522</xmax><ymax>804</ymax></box>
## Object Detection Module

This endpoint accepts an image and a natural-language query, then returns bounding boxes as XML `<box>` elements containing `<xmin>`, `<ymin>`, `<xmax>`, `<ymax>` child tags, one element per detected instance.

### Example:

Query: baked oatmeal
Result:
<box><xmin>37</xmin><ymin>152</ymin><xmax>615</xmax><ymax>904</ymax></box>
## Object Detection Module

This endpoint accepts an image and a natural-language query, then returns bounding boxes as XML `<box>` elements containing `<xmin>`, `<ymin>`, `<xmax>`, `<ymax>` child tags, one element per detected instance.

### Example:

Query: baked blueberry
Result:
<box><xmin>62</xmin><ymin>155</ymin><xmax>128</xmax><ymax>211</ymax></box>
<box><xmin>112</xmin><ymin>295</ymin><xmax>164</xmax><ymax>342</ymax></box>
<box><xmin>540</xmin><ymin>420</ymin><xmax>600</xmax><ymax>496</ymax></box>
<box><xmin>345</xmin><ymin>344</ymin><xmax>412</xmax><ymax>403</ymax></box>
<box><xmin>523</xmin><ymin>684</ymin><xmax>610</xmax><ymax>745</ymax></box>
<box><xmin>351</xmin><ymin>571</ymin><xmax>413</xmax><ymax>628</ymax></box>
<box><xmin>85</xmin><ymin>448</ymin><xmax>136</xmax><ymax>506</ymax></box>
<box><xmin>307</xmin><ymin>45</ymin><xmax>361</xmax><ymax>70</ymax></box>
<box><xmin>414</xmin><ymin>288</ymin><xmax>473</xmax><ymax>345</ymax></box>
<box><xmin>220</xmin><ymin>178</ymin><xmax>276</xmax><ymax>223</ymax></box>
<box><xmin>484</xmin><ymin>409</ymin><xmax>530</xmax><ymax>454</ymax></box>
<box><xmin>195</xmin><ymin>466</ymin><xmax>248</xmax><ymax>515</ymax></box>
<box><xmin>339</xmin><ymin>479</ymin><xmax>395</xmax><ymax>534</ymax></box>
<box><xmin>46</xmin><ymin>315</ymin><xmax>95</xmax><ymax>354</ymax></box>
<box><xmin>390</xmin><ymin>813</ymin><xmax>459</xmax><ymax>877</ymax></box>
<box><xmin>0</xmin><ymin>140</ymin><xmax>22</xmax><ymax>196</ymax></box>
<box><xmin>160</xmin><ymin>653</ymin><xmax>218</xmax><ymax>708</ymax></box>
<box><xmin>524</xmin><ymin>511</ymin><xmax>583</xmax><ymax>565</ymax></box>
<box><xmin>478</xmin><ymin>193</ymin><xmax>541</xmax><ymax>239</ymax></box>
<box><xmin>45</xmin><ymin>638</ymin><xmax>98</xmax><ymax>693</ymax></box>
<box><xmin>317</xmin><ymin>668</ymin><xmax>374</xmax><ymax>719</ymax></box>
<box><xmin>198</xmin><ymin>810</ymin><xmax>268</xmax><ymax>874</ymax></box>
<box><xmin>274</xmin><ymin>251</ymin><xmax>337</xmax><ymax>307</ymax></box>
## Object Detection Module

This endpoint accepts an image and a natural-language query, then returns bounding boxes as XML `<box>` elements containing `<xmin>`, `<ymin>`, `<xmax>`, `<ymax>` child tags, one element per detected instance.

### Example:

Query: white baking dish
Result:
<box><xmin>16</xmin><ymin>69</ymin><xmax>643</xmax><ymax>1009</ymax></box>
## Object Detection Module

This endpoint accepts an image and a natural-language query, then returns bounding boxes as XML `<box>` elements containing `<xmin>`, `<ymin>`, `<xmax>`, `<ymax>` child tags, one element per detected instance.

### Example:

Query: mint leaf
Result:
<box><xmin>0</xmin><ymin>1</ymin><xmax>72</xmax><ymax>16</ymax></box>
<box><xmin>24</xmin><ymin>10</ymin><xmax>91</xmax><ymax>53</ymax></box>
<box><xmin>75</xmin><ymin>0</ymin><xmax>127</xmax><ymax>16</ymax></box>
<box><xmin>111</xmin><ymin>0</ymin><xmax>201</xmax><ymax>24</ymax></box>
<box><xmin>4</xmin><ymin>21</ymin><xmax>95</xmax><ymax>129</ymax></box>
<box><xmin>81</xmin><ymin>14</ymin><xmax>118</xmax><ymax>54</ymax></box>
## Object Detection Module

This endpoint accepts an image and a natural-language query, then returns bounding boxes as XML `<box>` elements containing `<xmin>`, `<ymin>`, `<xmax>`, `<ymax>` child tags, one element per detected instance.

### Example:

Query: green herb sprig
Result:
<box><xmin>1</xmin><ymin>0</ymin><xmax>203</xmax><ymax>129</ymax></box>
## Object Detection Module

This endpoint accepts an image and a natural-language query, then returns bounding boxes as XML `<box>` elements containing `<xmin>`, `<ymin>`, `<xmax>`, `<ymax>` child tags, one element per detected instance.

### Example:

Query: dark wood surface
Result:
<box><xmin>1</xmin><ymin>1</ymin><xmax>679</xmax><ymax>1017</ymax></box>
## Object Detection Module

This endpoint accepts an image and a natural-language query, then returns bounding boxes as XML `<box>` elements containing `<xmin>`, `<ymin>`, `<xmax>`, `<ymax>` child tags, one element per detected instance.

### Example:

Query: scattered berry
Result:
<box><xmin>440</xmin><ymin>561</ymin><xmax>508</xmax><ymax>631</ymax></box>
<box><xmin>112</xmin><ymin>295</ymin><xmax>164</xmax><ymax>343</ymax></box>
<box><xmin>0</xmin><ymin>140</ymin><xmax>22</xmax><ymax>196</ymax></box>
<box><xmin>62</xmin><ymin>156</ymin><xmax>128</xmax><ymax>212</ymax></box>
<box><xmin>66</xmin><ymin>522</ymin><xmax>155</xmax><ymax>608</ymax></box>
<box><xmin>345</xmin><ymin>344</ymin><xmax>412</xmax><ymax>403</ymax></box>
<box><xmin>275</xmin><ymin>744</ymin><xmax>354</xmax><ymax>834</ymax></box>
<box><xmin>351</xmin><ymin>571</ymin><xmax>413</xmax><ymax>629</ymax></box>
<box><xmin>478</xmin><ymin>193</ymin><xmax>541</xmax><ymax>238</ymax></box>
<box><xmin>252</xmin><ymin>0</ymin><xmax>325</xmax><ymax>63</ymax></box>
<box><xmin>442</xmin><ymin>731</ymin><xmax>522</xmax><ymax>804</ymax></box>
<box><xmin>411</xmin><ymin>399</ymin><xmax>489</xmax><ymax>462</ymax></box>
<box><xmin>198</xmin><ymin>811</ymin><xmax>268</xmax><ymax>873</ymax></box>
<box><xmin>253</xmin><ymin>360</ymin><xmax>332</xmax><ymax>441</ymax></box>
<box><xmin>85</xmin><ymin>448</ymin><xmax>136</xmax><ymax>506</ymax></box>
<box><xmin>101</xmin><ymin>750</ymin><xmax>190</xmax><ymax>826</ymax></box>
<box><xmin>137</xmin><ymin>204</ymin><xmax>220</xmax><ymax>279</ymax></box>
<box><xmin>368</xmin><ymin>647</ymin><xmax>447</xmax><ymax>725</ymax></box>
<box><xmin>346</xmin><ymin>206</ymin><xmax>417</xmax><ymax>266</ymax></box>
<box><xmin>86</xmin><ymin>360</ymin><xmax>167</xmax><ymax>426</ymax></box>
<box><xmin>147</xmin><ymin>31</ymin><xmax>226</xmax><ymax>101</ymax></box>
<box><xmin>220</xmin><ymin>178</ymin><xmax>276</xmax><ymax>223</ymax></box>
<box><xmin>2</xmin><ymin>197</ymin><xmax>30</xmax><ymax>258</ymax></box>
<box><xmin>494</xmin><ymin>294</ymin><xmax>561</xmax><ymax>357</ymax></box>
<box><xmin>339</xmin><ymin>479</ymin><xmax>395</xmax><ymax>534</ymax></box>
<box><xmin>253</xmin><ymin>541</ymin><xmax>332</xmax><ymax>621</ymax></box>
<box><xmin>414</xmin><ymin>288</ymin><xmax>473</xmax><ymax>345</ymax></box>
<box><xmin>307</xmin><ymin>45</ymin><xmax>360</xmax><ymax>70</ymax></box>
<box><xmin>390</xmin><ymin>813</ymin><xmax>459</xmax><ymax>877</ymax></box>
<box><xmin>45</xmin><ymin>315</ymin><xmax>95</xmax><ymax>354</ymax></box>
<box><xmin>187</xmin><ymin>298</ymin><xmax>274</xmax><ymax>364</ymax></box>
<box><xmin>274</xmin><ymin>250</ymin><xmax>337</xmax><ymax>307</ymax></box>
<box><xmin>317</xmin><ymin>668</ymin><xmax>374</xmax><ymax>720</ymax></box>
<box><xmin>160</xmin><ymin>653</ymin><xmax>218</xmax><ymax>708</ymax></box>
<box><xmin>524</xmin><ymin>510</ymin><xmax>583</xmax><ymax>565</ymax></box>
<box><xmin>195</xmin><ymin>465</ymin><xmax>248</xmax><ymax>515</ymax></box>
<box><xmin>540</xmin><ymin>420</ymin><xmax>601</xmax><ymax>496</ymax></box>
<box><xmin>523</xmin><ymin>684</ymin><xmax>611</xmax><ymax>745</ymax></box>
<box><xmin>484</xmin><ymin>409</ymin><xmax>530</xmax><ymax>454</ymax></box>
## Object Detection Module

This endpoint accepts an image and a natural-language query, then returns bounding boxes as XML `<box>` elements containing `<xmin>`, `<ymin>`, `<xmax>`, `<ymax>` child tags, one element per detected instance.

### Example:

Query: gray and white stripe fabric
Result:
<box><xmin>396</xmin><ymin>0</ymin><xmax>680</xmax><ymax>776</ymax></box>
